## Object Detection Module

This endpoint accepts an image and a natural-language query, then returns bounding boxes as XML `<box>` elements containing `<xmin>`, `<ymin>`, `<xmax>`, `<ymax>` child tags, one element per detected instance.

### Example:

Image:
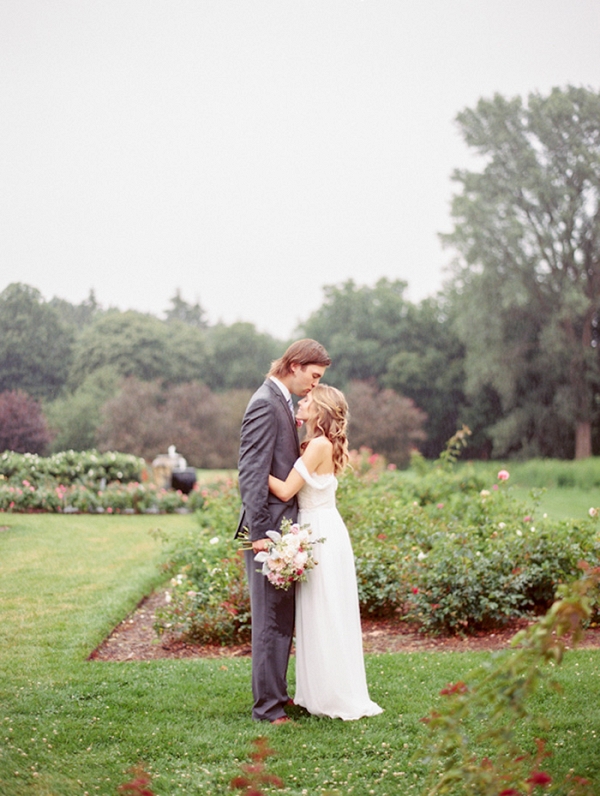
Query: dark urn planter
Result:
<box><xmin>171</xmin><ymin>467</ymin><xmax>197</xmax><ymax>494</ymax></box>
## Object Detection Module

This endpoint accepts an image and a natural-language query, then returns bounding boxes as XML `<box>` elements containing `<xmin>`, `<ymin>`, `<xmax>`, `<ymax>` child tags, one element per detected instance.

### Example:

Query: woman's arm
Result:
<box><xmin>268</xmin><ymin>437</ymin><xmax>331</xmax><ymax>502</ymax></box>
<box><xmin>268</xmin><ymin>469</ymin><xmax>305</xmax><ymax>502</ymax></box>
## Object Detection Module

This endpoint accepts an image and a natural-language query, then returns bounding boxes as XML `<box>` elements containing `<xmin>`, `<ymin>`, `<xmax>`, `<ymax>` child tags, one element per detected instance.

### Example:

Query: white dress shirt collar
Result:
<box><xmin>269</xmin><ymin>375</ymin><xmax>292</xmax><ymax>403</ymax></box>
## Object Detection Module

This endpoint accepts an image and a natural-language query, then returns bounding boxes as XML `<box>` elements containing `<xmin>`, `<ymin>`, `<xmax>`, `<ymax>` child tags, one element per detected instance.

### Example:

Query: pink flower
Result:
<box><xmin>436</xmin><ymin>502</ymin><xmax>444</xmax><ymax>509</ymax></box>
<box><xmin>523</xmin><ymin>515</ymin><xmax>532</xmax><ymax>523</ymax></box>
<box><xmin>412</xmin><ymin>587</ymin><xmax>419</xmax><ymax>594</ymax></box>
<box><xmin>387</xmin><ymin>463</ymin><xmax>397</xmax><ymax>471</ymax></box>
<box><xmin>526</xmin><ymin>771</ymin><xmax>552</xmax><ymax>787</ymax></box>
<box><xmin>497</xmin><ymin>469</ymin><xmax>510</xmax><ymax>481</ymax></box>
<box><xmin>106</xmin><ymin>506</ymin><xmax>113</xmax><ymax>514</ymax></box>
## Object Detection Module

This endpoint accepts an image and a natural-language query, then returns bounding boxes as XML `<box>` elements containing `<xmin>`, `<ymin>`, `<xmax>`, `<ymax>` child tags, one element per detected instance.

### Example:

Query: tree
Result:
<box><xmin>97</xmin><ymin>378</ymin><xmax>250</xmax><ymax>468</ymax></box>
<box><xmin>45</xmin><ymin>366</ymin><xmax>121</xmax><ymax>452</ymax></box>
<box><xmin>346</xmin><ymin>380</ymin><xmax>427</xmax><ymax>467</ymax></box>
<box><xmin>202</xmin><ymin>323</ymin><xmax>280</xmax><ymax>391</ymax></box>
<box><xmin>164</xmin><ymin>289</ymin><xmax>208</xmax><ymax>328</ymax></box>
<box><xmin>68</xmin><ymin>310</ymin><xmax>209</xmax><ymax>389</ymax></box>
<box><xmin>382</xmin><ymin>297</ymin><xmax>468</xmax><ymax>458</ymax></box>
<box><xmin>0</xmin><ymin>390</ymin><xmax>53</xmax><ymax>454</ymax></box>
<box><xmin>300</xmin><ymin>278</ymin><xmax>412</xmax><ymax>385</ymax></box>
<box><xmin>300</xmin><ymin>279</ymin><xmax>469</xmax><ymax>457</ymax></box>
<box><xmin>444</xmin><ymin>86</ymin><xmax>600</xmax><ymax>458</ymax></box>
<box><xmin>0</xmin><ymin>283</ymin><xmax>74</xmax><ymax>400</ymax></box>
<box><xmin>49</xmin><ymin>290</ymin><xmax>101</xmax><ymax>330</ymax></box>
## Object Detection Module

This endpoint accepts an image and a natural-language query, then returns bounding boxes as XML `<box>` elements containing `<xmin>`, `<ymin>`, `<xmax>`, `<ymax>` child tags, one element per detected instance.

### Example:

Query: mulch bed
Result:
<box><xmin>88</xmin><ymin>590</ymin><xmax>600</xmax><ymax>662</ymax></box>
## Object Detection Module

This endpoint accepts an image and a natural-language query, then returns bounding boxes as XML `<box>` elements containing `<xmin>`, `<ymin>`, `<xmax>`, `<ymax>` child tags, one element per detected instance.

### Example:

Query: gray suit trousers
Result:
<box><xmin>245</xmin><ymin>548</ymin><xmax>295</xmax><ymax>721</ymax></box>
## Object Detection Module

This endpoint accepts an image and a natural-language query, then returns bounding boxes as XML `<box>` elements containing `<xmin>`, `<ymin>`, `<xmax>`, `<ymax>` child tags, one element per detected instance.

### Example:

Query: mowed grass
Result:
<box><xmin>0</xmin><ymin>508</ymin><xmax>599</xmax><ymax>795</ymax></box>
<box><xmin>511</xmin><ymin>485</ymin><xmax>599</xmax><ymax>520</ymax></box>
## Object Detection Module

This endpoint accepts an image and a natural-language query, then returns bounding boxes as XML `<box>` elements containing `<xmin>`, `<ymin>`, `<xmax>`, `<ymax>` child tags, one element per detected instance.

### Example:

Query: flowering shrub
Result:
<box><xmin>416</xmin><ymin>563</ymin><xmax>600</xmax><ymax>795</ymax></box>
<box><xmin>149</xmin><ymin>435</ymin><xmax>600</xmax><ymax>643</ymax></box>
<box><xmin>331</xmin><ymin>436</ymin><xmax>600</xmax><ymax>632</ymax></box>
<box><xmin>0</xmin><ymin>477</ymin><xmax>206</xmax><ymax>514</ymax></box>
<box><xmin>154</xmin><ymin>478</ymin><xmax>251</xmax><ymax>644</ymax></box>
<box><xmin>0</xmin><ymin>449</ymin><xmax>145</xmax><ymax>487</ymax></box>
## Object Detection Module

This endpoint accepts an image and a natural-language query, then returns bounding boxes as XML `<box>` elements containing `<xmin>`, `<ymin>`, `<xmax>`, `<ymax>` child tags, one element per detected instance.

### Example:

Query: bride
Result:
<box><xmin>268</xmin><ymin>385</ymin><xmax>383</xmax><ymax>721</ymax></box>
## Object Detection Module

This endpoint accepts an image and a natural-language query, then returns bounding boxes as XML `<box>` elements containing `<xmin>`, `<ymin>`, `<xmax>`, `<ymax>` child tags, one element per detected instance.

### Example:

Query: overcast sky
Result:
<box><xmin>1</xmin><ymin>1</ymin><xmax>599</xmax><ymax>339</ymax></box>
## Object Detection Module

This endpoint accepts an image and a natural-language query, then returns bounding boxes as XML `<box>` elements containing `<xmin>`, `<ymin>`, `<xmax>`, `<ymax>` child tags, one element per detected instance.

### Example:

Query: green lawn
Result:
<box><xmin>511</xmin><ymin>485</ymin><xmax>599</xmax><ymax>521</ymax></box>
<box><xmin>1</xmin><ymin>512</ymin><xmax>599</xmax><ymax>795</ymax></box>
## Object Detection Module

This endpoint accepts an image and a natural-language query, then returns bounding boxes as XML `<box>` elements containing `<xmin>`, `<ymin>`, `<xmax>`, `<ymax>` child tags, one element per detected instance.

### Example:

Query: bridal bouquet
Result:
<box><xmin>254</xmin><ymin>518</ymin><xmax>324</xmax><ymax>590</ymax></box>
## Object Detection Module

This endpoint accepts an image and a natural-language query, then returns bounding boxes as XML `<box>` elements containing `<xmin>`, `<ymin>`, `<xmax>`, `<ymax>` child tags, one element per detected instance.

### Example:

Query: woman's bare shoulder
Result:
<box><xmin>305</xmin><ymin>435</ymin><xmax>333</xmax><ymax>451</ymax></box>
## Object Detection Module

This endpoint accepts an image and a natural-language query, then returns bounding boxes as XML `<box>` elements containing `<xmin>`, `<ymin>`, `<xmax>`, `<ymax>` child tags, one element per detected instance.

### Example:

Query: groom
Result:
<box><xmin>236</xmin><ymin>339</ymin><xmax>330</xmax><ymax>723</ymax></box>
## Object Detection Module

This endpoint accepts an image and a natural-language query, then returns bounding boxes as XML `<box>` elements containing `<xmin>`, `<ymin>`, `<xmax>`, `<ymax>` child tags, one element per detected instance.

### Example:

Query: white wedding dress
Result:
<box><xmin>292</xmin><ymin>459</ymin><xmax>383</xmax><ymax>720</ymax></box>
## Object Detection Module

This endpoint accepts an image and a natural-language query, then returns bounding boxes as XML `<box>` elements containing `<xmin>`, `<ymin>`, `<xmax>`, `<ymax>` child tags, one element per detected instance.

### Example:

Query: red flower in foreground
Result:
<box><xmin>526</xmin><ymin>770</ymin><xmax>552</xmax><ymax>787</ymax></box>
<box><xmin>499</xmin><ymin>790</ymin><xmax>521</xmax><ymax>796</ymax></box>
<box><xmin>439</xmin><ymin>681</ymin><xmax>468</xmax><ymax>696</ymax></box>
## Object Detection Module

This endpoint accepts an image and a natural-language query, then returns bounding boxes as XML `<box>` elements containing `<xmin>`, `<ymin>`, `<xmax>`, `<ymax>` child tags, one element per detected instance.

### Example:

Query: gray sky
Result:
<box><xmin>1</xmin><ymin>1</ymin><xmax>599</xmax><ymax>339</ymax></box>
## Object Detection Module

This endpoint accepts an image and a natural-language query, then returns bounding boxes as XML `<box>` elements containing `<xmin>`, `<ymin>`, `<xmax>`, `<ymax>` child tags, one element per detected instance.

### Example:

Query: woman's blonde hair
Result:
<box><xmin>301</xmin><ymin>385</ymin><xmax>349</xmax><ymax>474</ymax></box>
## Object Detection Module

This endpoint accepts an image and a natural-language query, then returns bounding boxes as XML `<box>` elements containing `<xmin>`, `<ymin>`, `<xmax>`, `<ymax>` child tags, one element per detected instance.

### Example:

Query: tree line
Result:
<box><xmin>2</xmin><ymin>84</ymin><xmax>600</xmax><ymax>465</ymax></box>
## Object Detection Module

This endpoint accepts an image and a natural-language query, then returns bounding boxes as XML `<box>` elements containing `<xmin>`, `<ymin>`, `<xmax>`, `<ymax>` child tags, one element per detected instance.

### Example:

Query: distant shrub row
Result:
<box><xmin>0</xmin><ymin>449</ymin><xmax>145</xmax><ymax>487</ymax></box>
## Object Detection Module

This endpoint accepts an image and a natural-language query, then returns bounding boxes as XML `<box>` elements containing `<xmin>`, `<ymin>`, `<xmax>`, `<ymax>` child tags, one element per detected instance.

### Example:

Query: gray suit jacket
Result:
<box><xmin>236</xmin><ymin>379</ymin><xmax>300</xmax><ymax>542</ymax></box>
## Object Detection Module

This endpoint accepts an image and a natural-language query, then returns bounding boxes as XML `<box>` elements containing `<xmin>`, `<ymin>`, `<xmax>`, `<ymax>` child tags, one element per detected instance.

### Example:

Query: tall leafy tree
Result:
<box><xmin>68</xmin><ymin>310</ymin><xmax>173</xmax><ymax>388</ymax></box>
<box><xmin>444</xmin><ymin>86</ymin><xmax>600</xmax><ymax>458</ymax></box>
<box><xmin>202</xmin><ymin>322</ymin><xmax>280</xmax><ymax>391</ymax></box>
<box><xmin>383</xmin><ymin>297</ymin><xmax>469</xmax><ymax>458</ymax></box>
<box><xmin>0</xmin><ymin>283</ymin><xmax>74</xmax><ymax>400</ymax></box>
<box><xmin>45</xmin><ymin>366</ymin><xmax>121</xmax><ymax>452</ymax></box>
<box><xmin>300</xmin><ymin>278</ymin><xmax>412</xmax><ymax>384</ymax></box>
<box><xmin>0</xmin><ymin>390</ymin><xmax>52</xmax><ymax>454</ymax></box>
<box><xmin>300</xmin><ymin>279</ymin><xmax>469</xmax><ymax>457</ymax></box>
<box><xmin>68</xmin><ymin>310</ymin><xmax>208</xmax><ymax>388</ymax></box>
<box><xmin>346</xmin><ymin>380</ymin><xmax>427</xmax><ymax>466</ymax></box>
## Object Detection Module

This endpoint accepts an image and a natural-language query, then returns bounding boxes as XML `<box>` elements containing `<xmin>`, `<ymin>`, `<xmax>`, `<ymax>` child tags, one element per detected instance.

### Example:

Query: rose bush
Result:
<box><xmin>153</xmin><ymin>442</ymin><xmax>600</xmax><ymax>644</ymax></box>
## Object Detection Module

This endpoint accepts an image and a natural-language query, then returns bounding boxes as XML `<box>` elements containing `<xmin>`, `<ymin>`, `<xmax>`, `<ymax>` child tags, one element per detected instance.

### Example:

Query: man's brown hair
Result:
<box><xmin>268</xmin><ymin>338</ymin><xmax>331</xmax><ymax>378</ymax></box>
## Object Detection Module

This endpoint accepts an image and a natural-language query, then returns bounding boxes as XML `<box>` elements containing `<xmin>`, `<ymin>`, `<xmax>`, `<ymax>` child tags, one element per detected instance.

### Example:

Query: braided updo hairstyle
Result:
<box><xmin>301</xmin><ymin>385</ymin><xmax>349</xmax><ymax>475</ymax></box>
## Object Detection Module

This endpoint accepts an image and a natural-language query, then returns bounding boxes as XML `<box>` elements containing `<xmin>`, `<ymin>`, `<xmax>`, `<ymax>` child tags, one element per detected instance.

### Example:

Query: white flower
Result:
<box><xmin>417</xmin><ymin>551</ymin><xmax>427</xmax><ymax>561</ymax></box>
<box><xmin>480</xmin><ymin>489</ymin><xmax>490</xmax><ymax>497</ymax></box>
<box><xmin>589</xmin><ymin>507</ymin><xmax>598</xmax><ymax>518</ymax></box>
<box><xmin>516</xmin><ymin>529</ymin><xmax>523</xmax><ymax>536</ymax></box>
<box><xmin>164</xmin><ymin>592</ymin><xmax>172</xmax><ymax>603</ymax></box>
<box><xmin>498</xmin><ymin>522</ymin><xmax>506</xmax><ymax>529</ymax></box>
<box><xmin>209</xmin><ymin>536</ymin><xmax>220</xmax><ymax>545</ymax></box>
<box><xmin>530</xmin><ymin>526</ymin><xmax>535</xmax><ymax>532</ymax></box>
